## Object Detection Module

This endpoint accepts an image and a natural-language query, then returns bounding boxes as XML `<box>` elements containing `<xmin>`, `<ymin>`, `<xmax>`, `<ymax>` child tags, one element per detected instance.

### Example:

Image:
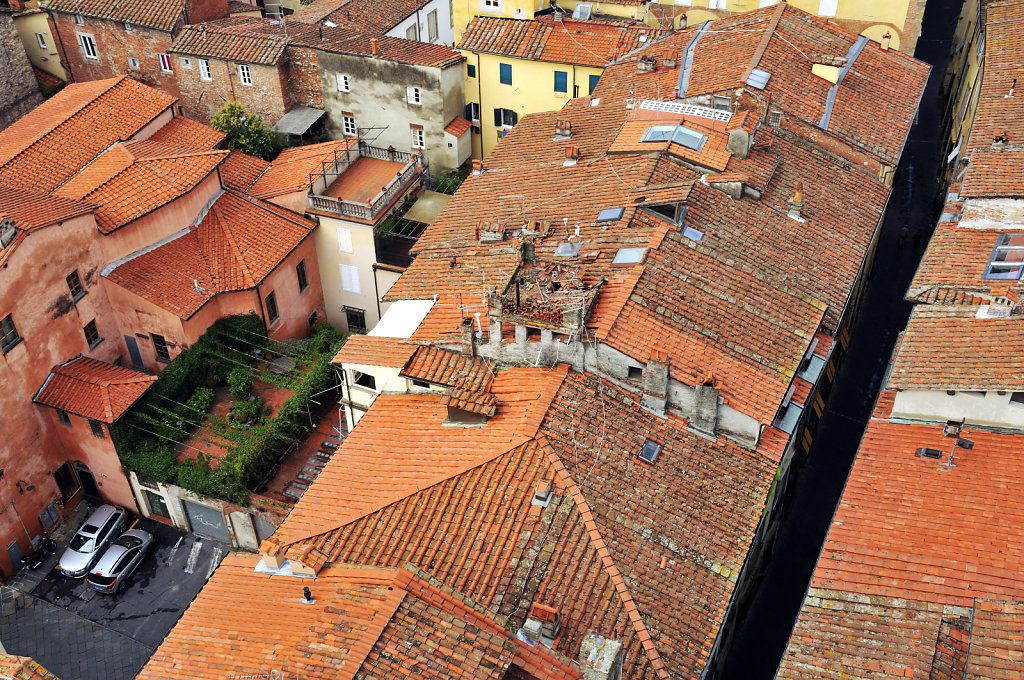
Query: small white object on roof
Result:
<box><xmin>639</xmin><ymin>99</ymin><xmax>732</xmax><ymax>123</ymax></box>
<box><xmin>369</xmin><ymin>299</ymin><xmax>435</xmax><ymax>338</ymax></box>
<box><xmin>612</xmin><ymin>247</ymin><xmax>647</xmax><ymax>264</ymax></box>
<box><xmin>746</xmin><ymin>69</ymin><xmax>771</xmax><ymax>89</ymax></box>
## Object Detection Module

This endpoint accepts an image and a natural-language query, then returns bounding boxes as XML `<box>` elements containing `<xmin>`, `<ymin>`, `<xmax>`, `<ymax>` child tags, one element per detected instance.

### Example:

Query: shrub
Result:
<box><xmin>123</xmin><ymin>442</ymin><xmax>177</xmax><ymax>484</ymax></box>
<box><xmin>230</xmin><ymin>397</ymin><xmax>263</xmax><ymax>424</ymax></box>
<box><xmin>308</xmin><ymin>321</ymin><xmax>345</xmax><ymax>355</ymax></box>
<box><xmin>227</xmin><ymin>367</ymin><xmax>253</xmax><ymax>399</ymax></box>
<box><xmin>210</xmin><ymin>102</ymin><xmax>281</xmax><ymax>161</ymax></box>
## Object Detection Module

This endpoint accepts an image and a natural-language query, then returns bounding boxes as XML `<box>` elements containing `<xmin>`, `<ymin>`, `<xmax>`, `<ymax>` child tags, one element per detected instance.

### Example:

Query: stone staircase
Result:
<box><xmin>283</xmin><ymin>431</ymin><xmax>346</xmax><ymax>502</ymax></box>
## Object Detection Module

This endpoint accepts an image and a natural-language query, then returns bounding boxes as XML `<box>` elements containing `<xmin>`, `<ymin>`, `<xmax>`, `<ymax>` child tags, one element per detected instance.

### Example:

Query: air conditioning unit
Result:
<box><xmin>573</xmin><ymin>3</ymin><xmax>592</xmax><ymax>19</ymax></box>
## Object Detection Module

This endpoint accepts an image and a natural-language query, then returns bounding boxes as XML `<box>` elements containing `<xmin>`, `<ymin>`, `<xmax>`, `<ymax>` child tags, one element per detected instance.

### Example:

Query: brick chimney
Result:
<box><xmin>641</xmin><ymin>351</ymin><xmax>670</xmax><ymax>416</ymax></box>
<box><xmin>460</xmin><ymin>317</ymin><xmax>476</xmax><ymax>357</ymax></box>
<box><xmin>691</xmin><ymin>374</ymin><xmax>719</xmax><ymax>438</ymax></box>
<box><xmin>555</xmin><ymin>118</ymin><xmax>572</xmax><ymax>137</ymax></box>
<box><xmin>579</xmin><ymin>634</ymin><xmax>623</xmax><ymax>680</ymax></box>
<box><xmin>370</xmin><ymin>37</ymin><xmax>379</xmax><ymax>55</ymax></box>
<box><xmin>787</xmin><ymin>181</ymin><xmax>805</xmax><ymax>222</ymax></box>
<box><xmin>472</xmin><ymin>159</ymin><xmax>484</xmax><ymax>175</ymax></box>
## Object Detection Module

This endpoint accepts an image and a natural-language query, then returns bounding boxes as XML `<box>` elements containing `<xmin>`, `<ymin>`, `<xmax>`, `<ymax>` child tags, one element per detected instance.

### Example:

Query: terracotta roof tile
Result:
<box><xmin>294</xmin><ymin>0</ymin><xmax>435</xmax><ymax>38</ymax></box>
<box><xmin>217</xmin><ymin>149</ymin><xmax>269</xmax><ymax>193</ymax></box>
<box><xmin>249</xmin><ymin>138</ymin><xmax>357</xmax><ymax>199</ymax></box>
<box><xmin>0</xmin><ymin>654</ymin><xmax>61</xmax><ymax>680</ymax></box>
<box><xmin>445</xmin><ymin>116</ymin><xmax>472</xmax><ymax>137</ymax></box>
<box><xmin>965</xmin><ymin>599</ymin><xmax>1024</xmax><ymax>679</ymax></box>
<box><xmin>960</xmin><ymin>149</ymin><xmax>1024</xmax><ymax>198</ymax></box>
<box><xmin>105</xmin><ymin>190</ymin><xmax>314</xmax><ymax>318</ymax></box>
<box><xmin>32</xmin><ymin>67</ymin><xmax>61</xmax><ymax>89</ymax></box>
<box><xmin>147</xmin><ymin>116</ymin><xmax>226</xmax><ymax>150</ymax></box>
<box><xmin>44</xmin><ymin>0</ymin><xmax>185</xmax><ymax>31</ymax></box>
<box><xmin>401</xmin><ymin>345</ymin><xmax>494</xmax><ymax>390</ymax></box>
<box><xmin>458</xmin><ymin>17</ymin><xmax>667</xmax><ymax>69</ymax></box>
<box><xmin>0</xmin><ymin>76</ymin><xmax>175</xmax><ymax>194</ymax></box>
<box><xmin>170</xmin><ymin>20</ymin><xmax>288</xmax><ymax>64</ymax></box>
<box><xmin>964</xmin><ymin>0</ymin><xmax>1024</xmax><ymax>156</ymax></box>
<box><xmin>33</xmin><ymin>356</ymin><xmax>155</xmax><ymax>423</ymax></box>
<box><xmin>888</xmin><ymin>307</ymin><xmax>1024</xmax><ymax>391</ymax></box>
<box><xmin>331</xmin><ymin>334</ymin><xmax>419</xmax><ymax>369</ymax></box>
<box><xmin>0</xmin><ymin>185</ymin><xmax>93</xmax><ymax>231</ymax></box>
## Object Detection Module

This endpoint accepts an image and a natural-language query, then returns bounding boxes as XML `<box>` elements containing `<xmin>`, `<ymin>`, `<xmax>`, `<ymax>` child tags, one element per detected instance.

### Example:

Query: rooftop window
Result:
<box><xmin>982</xmin><ymin>233</ymin><xmax>1024</xmax><ymax>280</ymax></box>
<box><xmin>596</xmin><ymin>207</ymin><xmax>625</xmax><ymax>222</ymax></box>
<box><xmin>639</xmin><ymin>439</ymin><xmax>661</xmax><ymax>463</ymax></box>
<box><xmin>612</xmin><ymin>247</ymin><xmax>647</xmax><ymax>264</ymax></box>
<box><xmin>641</xmin><ymin>125</ymin><xmax>707</xmax><ymax>151</ymax></box>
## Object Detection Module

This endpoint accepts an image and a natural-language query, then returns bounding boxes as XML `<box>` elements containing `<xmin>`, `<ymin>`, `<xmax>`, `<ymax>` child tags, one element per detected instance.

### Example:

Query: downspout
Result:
<box><xmin>49</xmin><ymin>13</ymin><xmax>74</xmax><ymax>82</ymax></box>
<box><xmin>476</xmin><ymin>52</ymin><xmax>483</xmax><ymax>151</ymax></box>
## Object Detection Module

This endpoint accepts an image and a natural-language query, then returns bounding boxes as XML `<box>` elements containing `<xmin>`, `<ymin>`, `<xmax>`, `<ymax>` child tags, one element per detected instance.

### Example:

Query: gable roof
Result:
<box><xmin>293</xmin><ymin>0</ymin><xmax>432</xmax><ymax>37</ymax></box>
<box><xmin>44</xmin><ymin>0</ymin><xmax>185</xmax><ymax>31</ymax></box>
<box><xmin>54</xmin><ymin>141</ymin><xmax>228</xmax><ymax>234</ymax></box>
<box><xmin>458</xmin><ymin>17</ymin><xmax>667</xmax><ymax>68</ymax></box>
<box><xmin>147</xmin><ymin>116</ymin><xmax>226</xmax><ymax>150</ymax></box>
<box><xmin>331</xmin><ymin>333</ymin><xmax>419</xmax><ymax>369</ymax></box>
<box><xmin>138</xmin><ymin>555</ymin><xmax>579</xmax><ymax>680</ymax></box>
<box><xmin>170</xmin><ymin>19</ymin><xmax>289</xmax><ymax>64</ymax></box>
<box><xmin>104</xmin><ymin>190</ymin><xmax>314</xmax><ymax>318</ymax></box>
<box><xmin>0</xmin><ymin>76</ymin><xmax>176</xmax><ymax>195</ymax></box>
<box><xmin>33</xmin><ymin>356</ymin><xmax>156</xmax><ymax>423</ymax></box>
<box><xmin>217</xmin><ymin>149</ymin><xmax>269</xmax><ymax>193</ymax></box>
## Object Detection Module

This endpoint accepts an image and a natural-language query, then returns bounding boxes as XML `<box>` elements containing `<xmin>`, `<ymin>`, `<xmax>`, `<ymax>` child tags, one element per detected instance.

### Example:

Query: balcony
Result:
<box><xmin>306</xmin><ymin>141</ymin><xmax>425</xmax><ymax>223</ymax></box>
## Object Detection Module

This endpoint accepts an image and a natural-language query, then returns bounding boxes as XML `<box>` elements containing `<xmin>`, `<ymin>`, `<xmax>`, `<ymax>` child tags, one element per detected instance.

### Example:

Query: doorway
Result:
<box><xmin>73</xmin><ymin>461</ymin><xmax>101</xmax><ymax>499</ymax></box>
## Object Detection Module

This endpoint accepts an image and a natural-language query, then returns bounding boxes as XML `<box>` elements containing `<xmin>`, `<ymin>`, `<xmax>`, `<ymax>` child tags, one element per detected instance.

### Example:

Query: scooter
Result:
<box><xmin>19</xmin><ymin>538</ymin><xmax>57</xmax><ymax>570</ymax></box>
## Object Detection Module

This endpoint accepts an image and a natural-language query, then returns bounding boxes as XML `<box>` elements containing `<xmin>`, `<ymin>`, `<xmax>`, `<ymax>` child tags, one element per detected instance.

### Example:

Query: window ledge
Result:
<box><xmin>72</xmin><ymin>291</ymin><xmax>87</xmax><ymax>303</ymax></box>
<box><xmin>88</xmin><ymin>337</ymin><xmax>104</xmax><ymax>351</ymax></box>
<box><xmin>1</xmin><ymin>337</ymin><xmax>23</xmax><ymax>356</ymax></box>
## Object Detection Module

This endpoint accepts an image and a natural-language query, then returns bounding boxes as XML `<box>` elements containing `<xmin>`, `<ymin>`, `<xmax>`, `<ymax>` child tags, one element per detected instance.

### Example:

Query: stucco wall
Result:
<box><xmin>892</xmin><ymin>389</ymin><xmax>1024</xmax><ymax>430</ymax></box>
<box><xmin>11</xmin><ymin>9</ymin><xmax>65</xmax><ymax>81</ymax></box>
<box><xmin>386</xmin><ymin>0</ymin><xmax>456</xmax><ymax>46</ymax></box>
<box><xmin>313</xmin><ymin>216</ymin><xmax>382</xmax><ymax>332</ymax></box>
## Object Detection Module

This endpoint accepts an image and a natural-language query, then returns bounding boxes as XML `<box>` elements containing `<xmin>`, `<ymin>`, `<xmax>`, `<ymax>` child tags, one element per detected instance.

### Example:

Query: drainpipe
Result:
<box><xmin>476</xmin><ymin>52</ymin><xmax>483</xmax><ymax>154</ymax></box>
<box><xmin>1</xmin><ymin>499</ymin><xmax>33</xmax><ymax>544</ymax></box>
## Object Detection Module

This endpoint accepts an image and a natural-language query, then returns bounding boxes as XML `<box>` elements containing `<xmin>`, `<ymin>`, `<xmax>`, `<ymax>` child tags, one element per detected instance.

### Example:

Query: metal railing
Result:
<box><xmin>306</xmin><ymin>143</ymin><xmax>423</xmax><ymax>221</ymax></box>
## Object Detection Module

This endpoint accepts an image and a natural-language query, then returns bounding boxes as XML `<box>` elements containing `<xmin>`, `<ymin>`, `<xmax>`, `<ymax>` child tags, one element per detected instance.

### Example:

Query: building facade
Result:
<box><xmin>0</xmin><ymin>9</ymin><xmax>45</xmax><ymax>128</ymax></box>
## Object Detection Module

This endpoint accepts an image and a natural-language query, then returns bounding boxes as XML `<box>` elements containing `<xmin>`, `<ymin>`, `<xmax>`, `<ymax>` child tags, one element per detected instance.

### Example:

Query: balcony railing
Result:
<box><xmin>306</xmin><ymin>142</ymin><xmax>424</xmax><ymax>221</ymax></box>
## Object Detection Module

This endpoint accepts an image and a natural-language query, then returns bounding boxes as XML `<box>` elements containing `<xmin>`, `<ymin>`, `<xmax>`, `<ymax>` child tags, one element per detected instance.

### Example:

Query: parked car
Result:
<box><xmin>58</xmin><ymin>504</ymin><xmax>128</xmax><ymax>578</ymax></box>
<box><xmin>86</xmin><ymin>529</ymin><xmax>154</xmax><ymax>594</ymax></box>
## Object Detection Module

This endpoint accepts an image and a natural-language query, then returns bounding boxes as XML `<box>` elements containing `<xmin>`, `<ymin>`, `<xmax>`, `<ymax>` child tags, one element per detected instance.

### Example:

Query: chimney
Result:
<box><xmin>881</xmin><ymin>31</ymin><xmax>891</xmax><ymax>51</ymax></box>
<box><xmin>460</xmin><ymin>317</ymin><xmax>476</xmax><ymax>357</ymax></box>
<box><xmin>663</xmin><ymin>51</ymin><xmax>678</xmax><ymax>68</ymax></box>
<box><xmin>691</xmin><ymin>375</ymin><xmax>719</xmax><ymax>438</ymax></box>
<box><xmin>579</xmin><ymin>634</ymin><xmax>623</xmax><ymax>680</ymax></box>
<box><xmin>520</xmin><ymin>237</ymin><xmax>535</xmax><ymax>262</ymax></box>
<box><xmin>555</xmin><ymin>118</ymin><xmax>572</xmax><ymax>137</ymax></box>
<box><xmin>520</xmin><ymin>618</ymin><xmax>543</xmax><ymax>644</ymax></box>
<box><xmin>641</xmin><ymin>351</ymin><xmax>670</xmax><ymax>416</ymax></box>
<box><xmin>370</xmin><ymin>37</ymin><xmax>379</xmax><ymax>55</ymax></box>
<box><xmin>472</xmin><ymin>159</ymin><xmax>484</xmax><ymax>175</ymax></box>
<box><xmin>1006</xmin><ymin>78</ymin><xmax>1017</xmax><ymax>99</ymax></box>
<box><xmin>787</xmin><ymin>182</ymin><xmax>805</xmax><ymax>222</ymax></box>
<box><xmin>564</xmin><ymin>145</ymin><xmax>581</xmax><ymax>167</ymax></box>
<box><xmin>637</xmin><ymin>56</ymin><xmax>656</xmax><ymax>73</ymax></box>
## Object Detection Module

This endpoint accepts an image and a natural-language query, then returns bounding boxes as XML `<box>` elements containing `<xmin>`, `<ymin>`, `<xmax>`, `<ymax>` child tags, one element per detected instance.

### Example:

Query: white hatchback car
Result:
<box><xmin>58</xmin><ymin>504</ymin><xmax>128</xmax><ymax>578</ymax></box>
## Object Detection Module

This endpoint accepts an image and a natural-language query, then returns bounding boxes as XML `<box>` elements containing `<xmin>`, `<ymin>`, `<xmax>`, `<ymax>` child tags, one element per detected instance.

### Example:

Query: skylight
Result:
<box><xmin>639</xmin><ymin>439</ymin><xmax>661</xmax><ymax>463</ymax></box>
<box><xmin>640</xmin><ymin>125</ymin><xmax>706</xmax><ymax>151</ymax></box>
<box><xmin>682</xmin><ymin>226</ymin><xmax>704</xmax><ymax>242</ymax></box>
<box><xmin>596</xmin><ymin>207</ymin><xmax>625</xmax><ymax>222</ymax></box>
<box><xmin>747</xmin><ymin>68</ymin><xmax>771</xmax><ymax>89</ymax></box>
<box><xmin>554</xmin><ymin>241</ymin><xmax>582</xmax><ymax>257</ymax></box>
<box><xmin>982</xmin><ymin>233</ymin><xmax>1024</xmax><ymax>280</ymax></box>
<box><xmin>612</xmin><ymin>247</ymin><xmax>646</xmax><ymax>264</ymax></box>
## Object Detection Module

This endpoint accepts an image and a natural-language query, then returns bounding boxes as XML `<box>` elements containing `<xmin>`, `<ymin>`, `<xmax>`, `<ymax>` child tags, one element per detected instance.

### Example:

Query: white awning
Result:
<box><xmin>369</xmin><ymin>299</ymin><xmax>435</xmax><ymax>338</ymax></box>
<box><xmin>272</xmin><ymin>106</ymin><xmax>326</xmax><ymax>135</ymax></box>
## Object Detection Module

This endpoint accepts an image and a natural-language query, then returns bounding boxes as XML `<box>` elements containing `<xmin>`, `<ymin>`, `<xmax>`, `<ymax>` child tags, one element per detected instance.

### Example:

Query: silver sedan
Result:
<box><xmin>85</xmin><ymin>529</ymin><xmax>154</xmax><ymax>594</ymax></box>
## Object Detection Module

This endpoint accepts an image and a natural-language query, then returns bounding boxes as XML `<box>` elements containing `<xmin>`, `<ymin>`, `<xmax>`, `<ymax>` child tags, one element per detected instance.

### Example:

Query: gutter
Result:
<box><xmin>818</xmin><ymin>35</ymin><xmax>869</xmax><ymax>130</ymax></box>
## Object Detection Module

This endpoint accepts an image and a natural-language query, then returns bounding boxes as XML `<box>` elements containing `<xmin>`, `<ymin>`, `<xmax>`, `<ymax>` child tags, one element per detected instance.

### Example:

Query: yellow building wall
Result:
<box><xmin>674</xmin><ymin>0</ymin><xmax>925</xmax><ymax>55</ymax></box>
<box><xmin>13</xmin><ymin>9</ymin><xmax>66</xmax><ymax>81</ymax></box>
<box><xmin>941</xmin><ymin>0</ymin><xmax>983</xmax><ymax>182</ymax></box>
<box><xmin>463</xmin><ymin>49</ymin><xmax>603</xmax><ymax>158</ymax></box>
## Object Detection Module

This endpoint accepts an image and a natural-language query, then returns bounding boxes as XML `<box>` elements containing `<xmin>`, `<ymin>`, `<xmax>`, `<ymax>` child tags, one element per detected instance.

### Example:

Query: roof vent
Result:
<box><xmin>639</xmin><ymin>439</ymin><xmax>661</xmax><ymax>463</ymax></box>
<box><xmin>555</xmin><ymin>118</ymin><xmax>572</xmax><ymax>138</ymax></box>
<box><xmin>0</xmin><ymin>218</ymin><xmax>17</xmax><ymax>248</ymax></box>
<box><xmin>554</xmin><ymin>241</ymin><xmax>582</xmax><ymax>257</ymax></box>
<box><xmin>746</xmin><ymin>68</ymin><xmax>771</xmax><ymax>89</ymax></box>
<box><xmin>637</xmin><ymin>56</ymin><xmax>656</xmax><ymax>73</ymax></box>
<box><xmin>663</xmin><ymin>51</ymin><xmax>678</xmax><ymax>68</ymax></box>
<box><xmin>532</xmin><ymin>480</ymin><xmax>553</xmax><ymax>507</ymax></box>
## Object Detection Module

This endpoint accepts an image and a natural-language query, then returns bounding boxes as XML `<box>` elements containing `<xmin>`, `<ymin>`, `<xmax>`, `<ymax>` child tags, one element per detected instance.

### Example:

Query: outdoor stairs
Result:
<box><xmin>283</xmin><ymin>430</ymin><xmax>347</xmax><ymax>502</ymax></box>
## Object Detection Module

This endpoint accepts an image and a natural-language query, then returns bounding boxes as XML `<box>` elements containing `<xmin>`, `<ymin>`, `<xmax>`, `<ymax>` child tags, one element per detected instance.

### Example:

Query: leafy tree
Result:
<box><xmin>210</xmin><ymin>102</ymin><xmax>279</xmax><ymax>160</ymax></box>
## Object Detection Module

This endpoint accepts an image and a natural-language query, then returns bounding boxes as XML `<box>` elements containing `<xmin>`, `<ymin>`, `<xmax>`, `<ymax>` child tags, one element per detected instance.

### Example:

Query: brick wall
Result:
<box><xmin>49</xmin><ymin>12</ymin><xmax>181</xmax><ymax>101</ymax></box>
<box><xmin>174</xmin><ymin>56</ymin><xmax>290</xmax><ymax>125</ymax></box>
<box><xmin>0</xmin><ymin>11</ymin><xmax>44</xmax><ymax>128</ymax></box>
<box><xmin>285</xmin><ymin>45</ymin><xmax>323</xmax><ymax>109</ymax></box>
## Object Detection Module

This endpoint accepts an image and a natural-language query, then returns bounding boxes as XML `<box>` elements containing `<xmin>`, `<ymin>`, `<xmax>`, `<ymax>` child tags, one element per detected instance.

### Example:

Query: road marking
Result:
<box><xmin>205</xmin><ymin>547</ymin><xmax>223</xmax><ymax>579</ymax></box>
<box><xmin>165</xmin><ymin>536</ymin><xmax>183</xmax><ymax>566</ymax></box>
<box><xmin>184</xmin><ymin>540</ymin><xmax>203</xmax><ymax>574</ymax></box>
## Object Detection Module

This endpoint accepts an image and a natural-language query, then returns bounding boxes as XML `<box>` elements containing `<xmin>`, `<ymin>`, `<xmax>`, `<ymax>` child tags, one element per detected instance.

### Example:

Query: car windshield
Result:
<box><xmin>114</xmin><ymin>536</ymin><xmax>142</xmax><ymax>549</ymax></box>
<box><xmin>69</xmin><ymin>535</ymin><xmax>94</xmax><ymax>552</ymax></box>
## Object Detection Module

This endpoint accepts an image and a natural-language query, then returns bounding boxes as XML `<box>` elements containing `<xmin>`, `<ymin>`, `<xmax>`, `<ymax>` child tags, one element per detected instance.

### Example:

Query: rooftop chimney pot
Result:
<box><xmin>370</xmin><ymin>37</ymin><xmax>379</xmax><ymax>55</ymax></box>
<box><xmin>579</xmin><ymin>634</ymin><xmax>623</xmax><ymax>680</ymax></box>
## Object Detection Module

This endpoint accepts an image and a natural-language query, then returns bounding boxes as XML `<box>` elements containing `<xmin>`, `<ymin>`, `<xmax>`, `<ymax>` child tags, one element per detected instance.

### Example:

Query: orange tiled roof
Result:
<box><xmin>139</xmin><ymin>555</ymin><xmax>579</xmax><ymax>680</ymax></box>
<box><xmin>147</xmin><ymin>116</ymin><xmax>226</xmax><ymax>150</ymax></box>
<box><xmin>32</xmin><ymin>67</ymin><xmax>61</xmax><ymax>89</ymax></box>
<box><xmin>458</xmin><ymin>17</ymin><xmax>666</xmax><ymax>69</ymax></box>
<box><xmin>322</xmin><ymin>155</ymin><xmax>408</xmax><ymax>204</ymax></box>
<box><xmin>104</xmin><ymin>190</ymin><xmax>314</xmax><ymax>318</ymax></box>
<box><xmin>45</xmin><ymin>0</ymin><xmax>185</xmax><ymax>31</ymax></box>
<box><xmin>0</xmin><ymin>654</ymin><xmax>60</xmax><ymax>680</ymax></box>
<box><xmin>401</xmin><ymin>346</ymin><xmax>494</xmax><ymax>390</ymax></box>
<box><xmin>217</xmin><ymin>149</ymin><xmax>269</xmax><ymax>192</ymax></box>
<box><xmin>33</xmin><ymin>356</ymin><xmax>155</xmax><ymax>423</ymax></box>
<box><xmin>331</xmin><ymin>334</ymin><xmax>419</xmax><ymax>369</ymax></box>
<box><xmin>54</xmin><ymin>141</ymin><xmax>227</xmax><ymax>234</ymax></box>
<box><xmin>262</xmin><ymin>369</ymin><xmax>776</xmax><ymax>678</ymax></box>
<box><xmin>909</xmin><ymin>217</ymin><xmax>1023</xmax><ymax>297</ymax></box>
<box><xmin>248</xmin><ymin>138</ymin><xmax>357</xmax><ymax>199</ymax></box>
<box><xmin>0</xmin><ymin>76</ymin><xmax>176</xmax><ymax>195</ymax></box>
<box><xmin>294</xmin><ymin>0</ymin><xmax>434</xmax><ymax>39</ymax></box>
<box><xmin>0</xmin><ymin>185</ymin><xmax>93</xmax><ymax>231</ymax></box>
<box><xmin>445</xmin><ymin>116</ymin><xmax>472</xmax><ymax>137</ymax></box>
<box><xmin>170</xmin><ymin>20</ymin><xmax>288</xmax><ymax>64</ymax></box>
<box><xmin>960</xmin><ymin>148</ymin><xmax>1024</xmax><ymax>198</ymax></box>
<box><xmin>964</xmin><ymin>0</ymin><xmax>1024</xmax><ymax>156</ymax></box>
<box><xmin>888</xmin><ymin>307</ymin><xmax>1024</xmax><ymax>391</ymax></box>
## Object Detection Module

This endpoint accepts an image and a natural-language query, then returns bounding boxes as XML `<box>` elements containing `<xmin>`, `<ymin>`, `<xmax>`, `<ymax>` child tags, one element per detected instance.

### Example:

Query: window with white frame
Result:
<box><xmin>482</xmin><ymin>0</ymin><xmax>500</xmax><ymax>10</ymax></box>
<box><xmin>708</xmin><ymin>0</ymin><xmax>727</xmax><ymax>8</ymax></box>
<box><xmin>411</xmin><ymin>126</ymin><xmax>425</xmax><ymax>149</ymax></box>
<box><xmin>199</xmin><ymin>58</ymin><xmax>212</xmax><ymax>81</ymax></box>
<box><xmin>74</xmin><ymin>13</ymin><xmax>84</xmax><ymax>24</ymax></box>
<box><xmin>238</xmin><ymin>64</ymin><xmax>252</xmax><ymax>85</ymax></box>
<box><xmin>340</xmin><ymin>263</ymin><xmax>361</xmax><ymax>294</ymax></box>
<box><xmin>818</xmin><ymin>0</ymin><xmax>838</xmax><ymax>17</ymax></box>
<box><xmin>128</xmin><ymin>57</ymin><xmax>140</xmax><ymax>69</ymax></box>
<box><xmin>406</xmin><ymin>23</ymin><xmax>418</xmax><ymax>40</ymax></box>
<box><xmin>181</xmin><ymin>57</ymin><xmax>192</xmax><ymax>68</ymax></box>
<box><xmin>465</xmin><ymin>102</ymin><xmax>480</xmax><ymax>122</ymax></box>
<box><xmin>159</xmin><ymin>53</ymin><xmax>173</xmax><ymax>72</ymax></box>
<box><xmin>336</xmin><ymin>73</ymin><xmax>350</xmax><ymax>92</ymax></box>
<box><xmin>337</xmin><ymin>227</ymin><xmax>353</xmax><ymax>253</ymax></box>
<box><xmin>343</xmin><ymin>115</ymin><xmax>357</xmax><ymax>136</ymax></box>
<box><xmin>407</xmin><ymin>86</ymin><xmax>422</xmax><ymax>105</ymax></box>
<box><xmin>982</xmin><ymin>233</ymin><xmax>1024</xmax><ymax>280</ymax></box>
<box><xmin>427</xmin><ymin>9</ymin><xmax>438</xmax><ymax>42</ymax></box>
<box><xmin>35</xmin><ymin>33</ymin><xmax>46</xmax><ymax>49</ymax></box>
<box><xmin>78</xmin><ymin>33</ymin><xmax>97</xmax><ymax>59</ymax></box>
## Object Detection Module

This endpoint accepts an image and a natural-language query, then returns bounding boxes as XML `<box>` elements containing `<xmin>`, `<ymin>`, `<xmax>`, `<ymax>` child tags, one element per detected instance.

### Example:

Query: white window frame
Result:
<box><xmin>128</xmin><ymin>57</ymin><xmax>140</xmax><ymax>69</ymax></box>
<box><xmin>181</xmin><ymin>57</ymin><xmax>192</xmax><ymax>68</ymax></box>
<box><xmin>336</xmin><ymin>73</ymin><xmax>350</xmax><ymax>92</ymax></box>
<box><xmin>708</xmin><ymin>0</ymin><xmax>727</xmax><ymax>8</ymax></box>
<box><xmin>238</xmin><ymin>64</ymin><xmax>252</xmax><ymax>86</ymax></box>
<box><xmin>337</xmin><ymin>227</ymin><xmax>353</xmax><ymax>253</ymax></box>
<box><xmin>482</xmin><ymin>0</ymin><xmax>500</xmax><ymax>9</ymax></box>
<box><xmin>340</xmin><ymin>263</ymin><xmax>361</xmax><ymax>294</ymax></box>
<box><xmin>411</xmin><ymin>127</ymin><xmax>425</xmax><ymax>149</ymax></box>
<box><xmin>427</xmin><ymin>9</ymin><xmax>438</xmax><ymax>42</ymax></box>
<box><xmin>74</xmin><ymin>13</ymin><xmax>84</xmax><ymax>24</ymax></box>
<box><xmin>34</xmin><ymin>33</ymin><xmax>46</xmax><ymax>49</ymax></box>
<box><xmin>817</xmin><ymin>0</ymin><xmax>838</xmax><ymax>17</ymax></box>
<box><xmin>406</xmin><ymin>23</ymin><xmax>418</xmax><ymax>40</ymax></box>
<box><xmin>342</xmin><ymin>115</ymin><xmax>357</xmax><ymax>136</ymax></box>
<box><xmin>78</xmin><ymin>33</ymin><xmax>98</xmax><ymax>59</ymax></box>
<box><xmin>467</xmin><ymin>102</ymin><xmax>480</xmax><ymax>122</ymax></box>
<box><xmin>158</xmin><ymin>53</ymin><xmax>173</xmax><ymax>73</ymax></box>
<box><xmin>407</xmin><ymin>86</ymin><xmax>422</xmax><ymax>105</ymax></box>
<box><xmin>199</xmin><ymin>58</ymin><xmax>212</xmax><ymax>81</ymax></box>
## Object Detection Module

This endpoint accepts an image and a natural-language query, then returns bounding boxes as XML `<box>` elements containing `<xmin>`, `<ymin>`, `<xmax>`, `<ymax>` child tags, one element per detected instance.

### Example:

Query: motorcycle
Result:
<box><xmin>19</xmin><ymin>538</ymin><xmax>57</xmax><ymax>571</ymax></box>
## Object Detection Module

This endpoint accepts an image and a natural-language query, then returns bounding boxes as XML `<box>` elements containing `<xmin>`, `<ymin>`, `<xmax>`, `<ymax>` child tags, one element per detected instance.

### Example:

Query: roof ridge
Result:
<box><xmin>205</xmin><ymin>192</ymin><xmax>258</xmax><ymax>288</ymax></box>
<box><xmin>537</xmin><ymin>435</ymin><xmax>671</xmax><ymax>678</ymax></box>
